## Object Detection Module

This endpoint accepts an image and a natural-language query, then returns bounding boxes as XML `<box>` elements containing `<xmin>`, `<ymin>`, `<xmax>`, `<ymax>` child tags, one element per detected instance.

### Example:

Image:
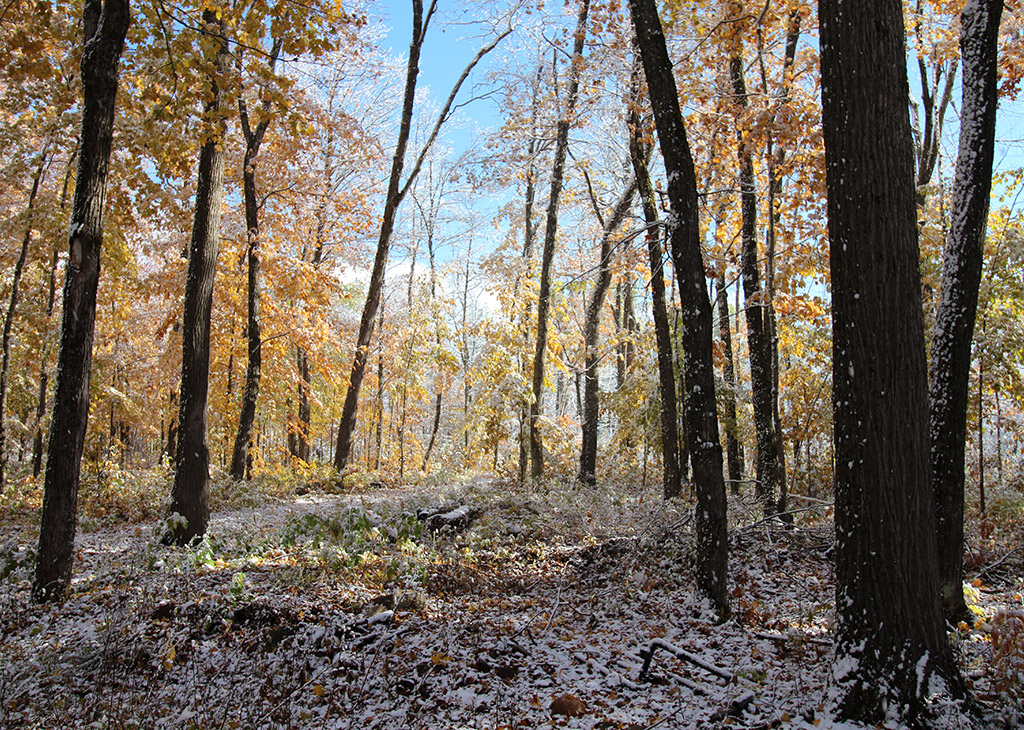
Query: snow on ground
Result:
<box><xmin>0</xmin><ymin>477</ymin><xmax>1020</xmax><ymax>729</ymax></box>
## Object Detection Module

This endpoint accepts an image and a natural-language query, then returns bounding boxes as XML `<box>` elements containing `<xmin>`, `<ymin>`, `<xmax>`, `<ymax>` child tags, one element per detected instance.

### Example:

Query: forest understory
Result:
<box><xmin>1</xmin><ymin>472</ymin><xmax>1022</xmax><ymax>730</ymax></box>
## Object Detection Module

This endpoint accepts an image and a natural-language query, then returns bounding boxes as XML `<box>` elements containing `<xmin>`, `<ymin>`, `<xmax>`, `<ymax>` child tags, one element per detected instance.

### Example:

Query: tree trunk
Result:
<box><xmin>33</xmin><ymin>0</ymin><xmax>129</xmax><ymax>602</ymax></box>
<box><xmin>1</xmin><ymin>148</ymin><xmax>50</xmax><ymax>492</ymax></box>
<box><xmin>728</xmin><ymin>43</ymin><xmax>785</xmax><ymax>517</ymax></box>
<box><xmin>230</xmin><ymin>39</ymin><xmax>281</xmax><ymax>481</ymax></box>
<box><xmin>626</xmin><ymin>67</ymin><xmax>684</xmax><ymax>501</ymax></box>
<box><xmin>334</xmin><ymin>0</ymin><xmax>507</xmax><ymax>473</ymax></box>
<box><xmin>628</xmin><ymin>66</ymin><xmax>682</xmax><ymax>500</ymax></box>
<box><xmin>296</xmin><ymin>349</ymin><xmax>311</xmax><ymax>462</ymax></box>
<box><xmin>928</xmin><ymin>0</ymin><xmax>1003</xmax><ymax>623</ymax></box>
<box><xmin>716</xmin><ymin>272</ymin><xmax>742</xmax><ymax>493</ymax></box>
<box><xmin>578</xmin><ymin>179</ymin><xmax>637</xmax><ymax>485</ymax></box>
<box><xmin>530</xmin><ymin>0</ymin><xmax>590</xmax><ymax>481</ymax></box>
<box><xmin>819</xmin><ymin>0</ymin><xmax>966</xmax><ymax>720</ymax></box>
<box><xmin>517</xmin><ymin>65</ymin><xmax>543</xmax><ymax>485</ymax></box>
<box><xmin>334</xmin><ymin>0</ymin><xmax>427</xmax><ymax>473</ymax></box>
<box><xmin>32</xmin><ymin>249</ymin><xmax>60</xmax><ymax>478</ymax></box>
<box><xmin>629</xmin><ymin>0</ymin><xmax>729</xmax><ymax>619</ymax></box>
<box><xmin>168</xmin><ymin>11</ymin><xmax>230</xmax><ymax>545</ymax></box>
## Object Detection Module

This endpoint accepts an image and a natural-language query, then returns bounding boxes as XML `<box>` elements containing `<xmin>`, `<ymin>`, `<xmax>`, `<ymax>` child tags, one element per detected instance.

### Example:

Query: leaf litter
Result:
<box><xmin>0</xmin><ymin>476</ymin><xmax>1021</xmax><ymax>729</ymax></box>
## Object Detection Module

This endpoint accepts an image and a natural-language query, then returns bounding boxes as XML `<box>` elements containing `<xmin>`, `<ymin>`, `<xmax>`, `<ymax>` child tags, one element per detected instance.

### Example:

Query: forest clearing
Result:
<box><xmin>1</xmin><ymin>472</ymin><xmax>1022</xmax><ymax>729</ymax></box>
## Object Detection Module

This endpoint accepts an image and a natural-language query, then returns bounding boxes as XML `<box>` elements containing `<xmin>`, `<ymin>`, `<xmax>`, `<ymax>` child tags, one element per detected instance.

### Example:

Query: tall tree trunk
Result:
<box><xmin>578</xmin><ymin>179</ymin><xmax>637</xmax><ymax>485</ymax></box>
<box><xmin>334</xmin><ymin>0</ymin><xmax>508</xmax><ymax>472</ymax></box>
<box><xmin>628</xmin><ymin>67</ymin><xmax>682</xmax><ymax>500</ymax></box>
<box><xmin>33</xmin><ymin>0</ymin><xmax>129</xmax><ymax>602</ymax></box>
<box><xmin>168</xmin><ymin>10</ymin><xmax>230</xmax><ymax>545</ymax></box>
<box><xmin>517</xmin><ymin>63</ymin><xmax>544</xmax><ymax>485</ymax></box>
<box><xmin>230</xmin><ymin>39</ymin><xmax>281</xmax><ymax>481</ymax></box>
<box><xmin>819</xmin><ymin>0</ymin><xmax>966</xmax><ymax>720</ymax></box>
<box><xmin>728</xmin><ymin>38</ymin><xmax>785</xmax><ymax>517</ymax></box>
<box><xmin>629</xmin><ymin>0</ymin><xmax>729</xmax><ymax>619</ymax></box>
<box><xmin>530</xmin><ymin>0</ymin><xmax>590</xmax><ymax>481</ymax></box>
<box><xmin>1</xmin><ymin>147</ymin><xmax>50</xmax><ymax>492</ymax></box>
<box><xmin>758</xmin><ymin>9</ymin><xmax>800</xmax><ymax>518</ymax></box>
<box><xmin>928</xmin><ymin>0</ymin><xmax>1003</xmax><ymax>623</ymax></box>
<box><xmin>334</xmin><ymin>0</ymin><xmax>427</xmax><ymax>473</ymax></box>
<box><xmin>716</xmin><ymin>272</ymin><xmax>742</xmax><ymax>493</ymax></box>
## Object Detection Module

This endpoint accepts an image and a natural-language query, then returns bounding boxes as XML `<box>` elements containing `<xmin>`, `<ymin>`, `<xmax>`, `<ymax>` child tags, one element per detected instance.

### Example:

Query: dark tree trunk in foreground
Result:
<box><xmin>168</xmin><ymin>11</ymin><xmax>230</xmax><ymax>544</ymax></box>
<box><xmin>716</xmin><ymin>272</ymin><xmax>742</xmax><ymax>493</ymax></box>
<box><xmin>729</xmin><ymin>48</ymin><xmax>785</xmax><ymax>517</ymax></box>
<box><xmin>33</xmin><ymin>0</ymin><xmax>129</xmax><ymax>602</ymax></box>
<box><xmin>529</xmin><ymin>0</ymin><xmax>590</xmax><ymax>482</ymax></box>
<box><xmin>630</xmin><ymin>0</ymin><xmax>729</xmax><ymax>619</ymax></box>
<box><xmin>578</xmin><ymin>180</ymin><xmax>636</xmax><ymax>485</ymax></box>
<box><xmin>819</xmin><ymin>0</ymin><xmax>966</xmax><ymax>720</ymax></box>
<box><xmin>230</xmin><ymin>39</ymin><xmax>281</xmax><ymax>481</ymax></box>
<box><xmin>629</xmin><ymin>64</ymin><xmax>681</xmax><ymax>500</ymax></box>
<box><xmin>929</xmin><ymin>0</ymin><xmax>1003</xmax><ymax>624</ymax></box>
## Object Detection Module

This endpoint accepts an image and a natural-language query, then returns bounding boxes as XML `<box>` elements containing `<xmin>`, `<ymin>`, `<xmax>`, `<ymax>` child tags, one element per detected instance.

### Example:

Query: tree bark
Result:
<box><xmin>168</xmin><ymin>10</ymin><xmax>230</xmax><ymax>544</ymax></box>
<box><xmin>530</xmin><ymin>0</ymin><xmax>590</xmax><ymax>481</ymax></box>
<box><xmin>32</xmin><ymin>249</ymin><xmax>60</xmax><ymax>478</ymax></box>
<box><xmin>230</xmin><ymin>39</ymin><xmax>281</xmax><ymax>480</ymax></box>
<box><xmin>578</xmin><ymin>179</ymin><xmax>637</xmax><ymax>485</ymax></box>
<box><xmin>33</xmin><ymin>0</ymin><xmax>129</xmax><ymax>602</ymax></box>
<box><xmin>629</xmin><ymin>0</ymin><xmax>729</xmax><ymax>619</ymax></box>
<box><xmin>334</xmin><ymin>0</ymin><xmax>428</xmax><ymax>473</ymax></box>
<box><xmin>1</xmin><ymin>148</ymin><xmax>50</xmax><ymax>492</ymax></box>
<box><xmin>819</xmin><ymin>0</ymin><xmax>966</xmax><ymax>720</ymax></box>
<box><xmin>334</xmin><ymin>0</ymin><xmax>508</xmax><ymax>473</ymax></box>
<box><xmin>629</xmin><ymin>66</ymin><xmax>682</xmax><ymax>500</ymax></box>
<box><xmin>728</xmin><ymin>45</ymin><xmax>785</xmax><ymax>517</ymax></box>
<box><xmin>716</xmin><ymin>272</ymin><xmax>742</xmax><ymax>493</ymax></box>
<box><xmin>928</xmin><ymin>0</ymin><xmax>1003</xmax><ymax>623</ymax></box>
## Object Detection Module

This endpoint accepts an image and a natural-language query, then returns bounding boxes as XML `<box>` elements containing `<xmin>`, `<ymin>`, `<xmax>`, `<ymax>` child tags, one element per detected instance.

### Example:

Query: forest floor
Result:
<box><xmin>0</xmin><ymin>472</ymin><xmax>1022</xmax><ymax>729</ymax></box>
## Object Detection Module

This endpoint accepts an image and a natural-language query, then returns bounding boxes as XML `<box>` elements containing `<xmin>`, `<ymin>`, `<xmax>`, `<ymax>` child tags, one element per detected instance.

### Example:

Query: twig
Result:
<box><xmin>976</xmin><ymin>545</ymin><xmax>1024</xmax><ymax>580</ymax></box>
<box><xmin>755</xmin><ymin>630</ymin><xmax>832</xmax><ymax>647</ymax></box>
<box><xmin>638</xmin><ymin>638</ymin><xmax>734</xmax><ymax>682</ymax></box>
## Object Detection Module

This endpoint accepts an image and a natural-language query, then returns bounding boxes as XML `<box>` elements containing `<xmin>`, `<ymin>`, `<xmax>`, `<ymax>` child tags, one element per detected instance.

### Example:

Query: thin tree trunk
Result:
<box><xmin>758</xmin><ymin>9</ymin><xmax>800</xmax><ymax>519</ymax></box>
<box><xmin>717</xmin><ymin>272</ymin><xmax>742</xmax><ymax>493</ymax></box>
<box><xmin>530</xmin><ymin>0</ymin><xmax>590</xmax><ymax>481</ymax></box>
<box><xmin>517</xmin><ymin>63</ymin><xmax>544</xmax><ymax>485</ymax></box>
<box><xmin>630</xmin><ymin>0</ymin><xmax>729</xmax><ymax>619</ymax></box>
<box><xmin>33</xmin><ymin>0</ymin><xmax>129</xmax><ymax>602</ymax></box>
<box><xmin>1</xmin><ymin>148</ymin><xmax>51</xmax><ymax>492</ymax></box>
<box><xmin>819</xmin><ymin>0</ymin><xmax>966</xmax><ymax>719</ymax></box>
<box><xmin>628</xmin><ymin>66</ymin><xmax>682</xmax><ymax>500</ymax></box>
<box><xmin>728</xmin><ymin>38</ymin><xmax>785</xmax><ymax>517</ymax></box>
<box><xmin>230</xmin><ymin>39</ymin><xmax>281</xmax><ymax>481</ymax></box>
<box><xmin>168</xmin><ymin>10</ymin><xmax>230</xmax><ymax>545</ymax></box>
<box><xmin>32</xmin><ymin>248</ymin><xmax>60</xmax><ymax>478</ymax></box>
<box><xmin>578</xmin><ymin>179</ymin><xmax>637</xmax><ymax>485</ymax></box>
<box><xmin>296</xmin><ymin>349</ymin><xmax>311</xmax><ymax>462</ymax></box>
<box><xmin>334</xmin><ymin>0</ymin><xmax>508</xmax><ymax>472</ymax></box>
<box><xmin>928</xmin><ymin>0</ymin><xmax>1003</xmax><ymax>623</ymax></box>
